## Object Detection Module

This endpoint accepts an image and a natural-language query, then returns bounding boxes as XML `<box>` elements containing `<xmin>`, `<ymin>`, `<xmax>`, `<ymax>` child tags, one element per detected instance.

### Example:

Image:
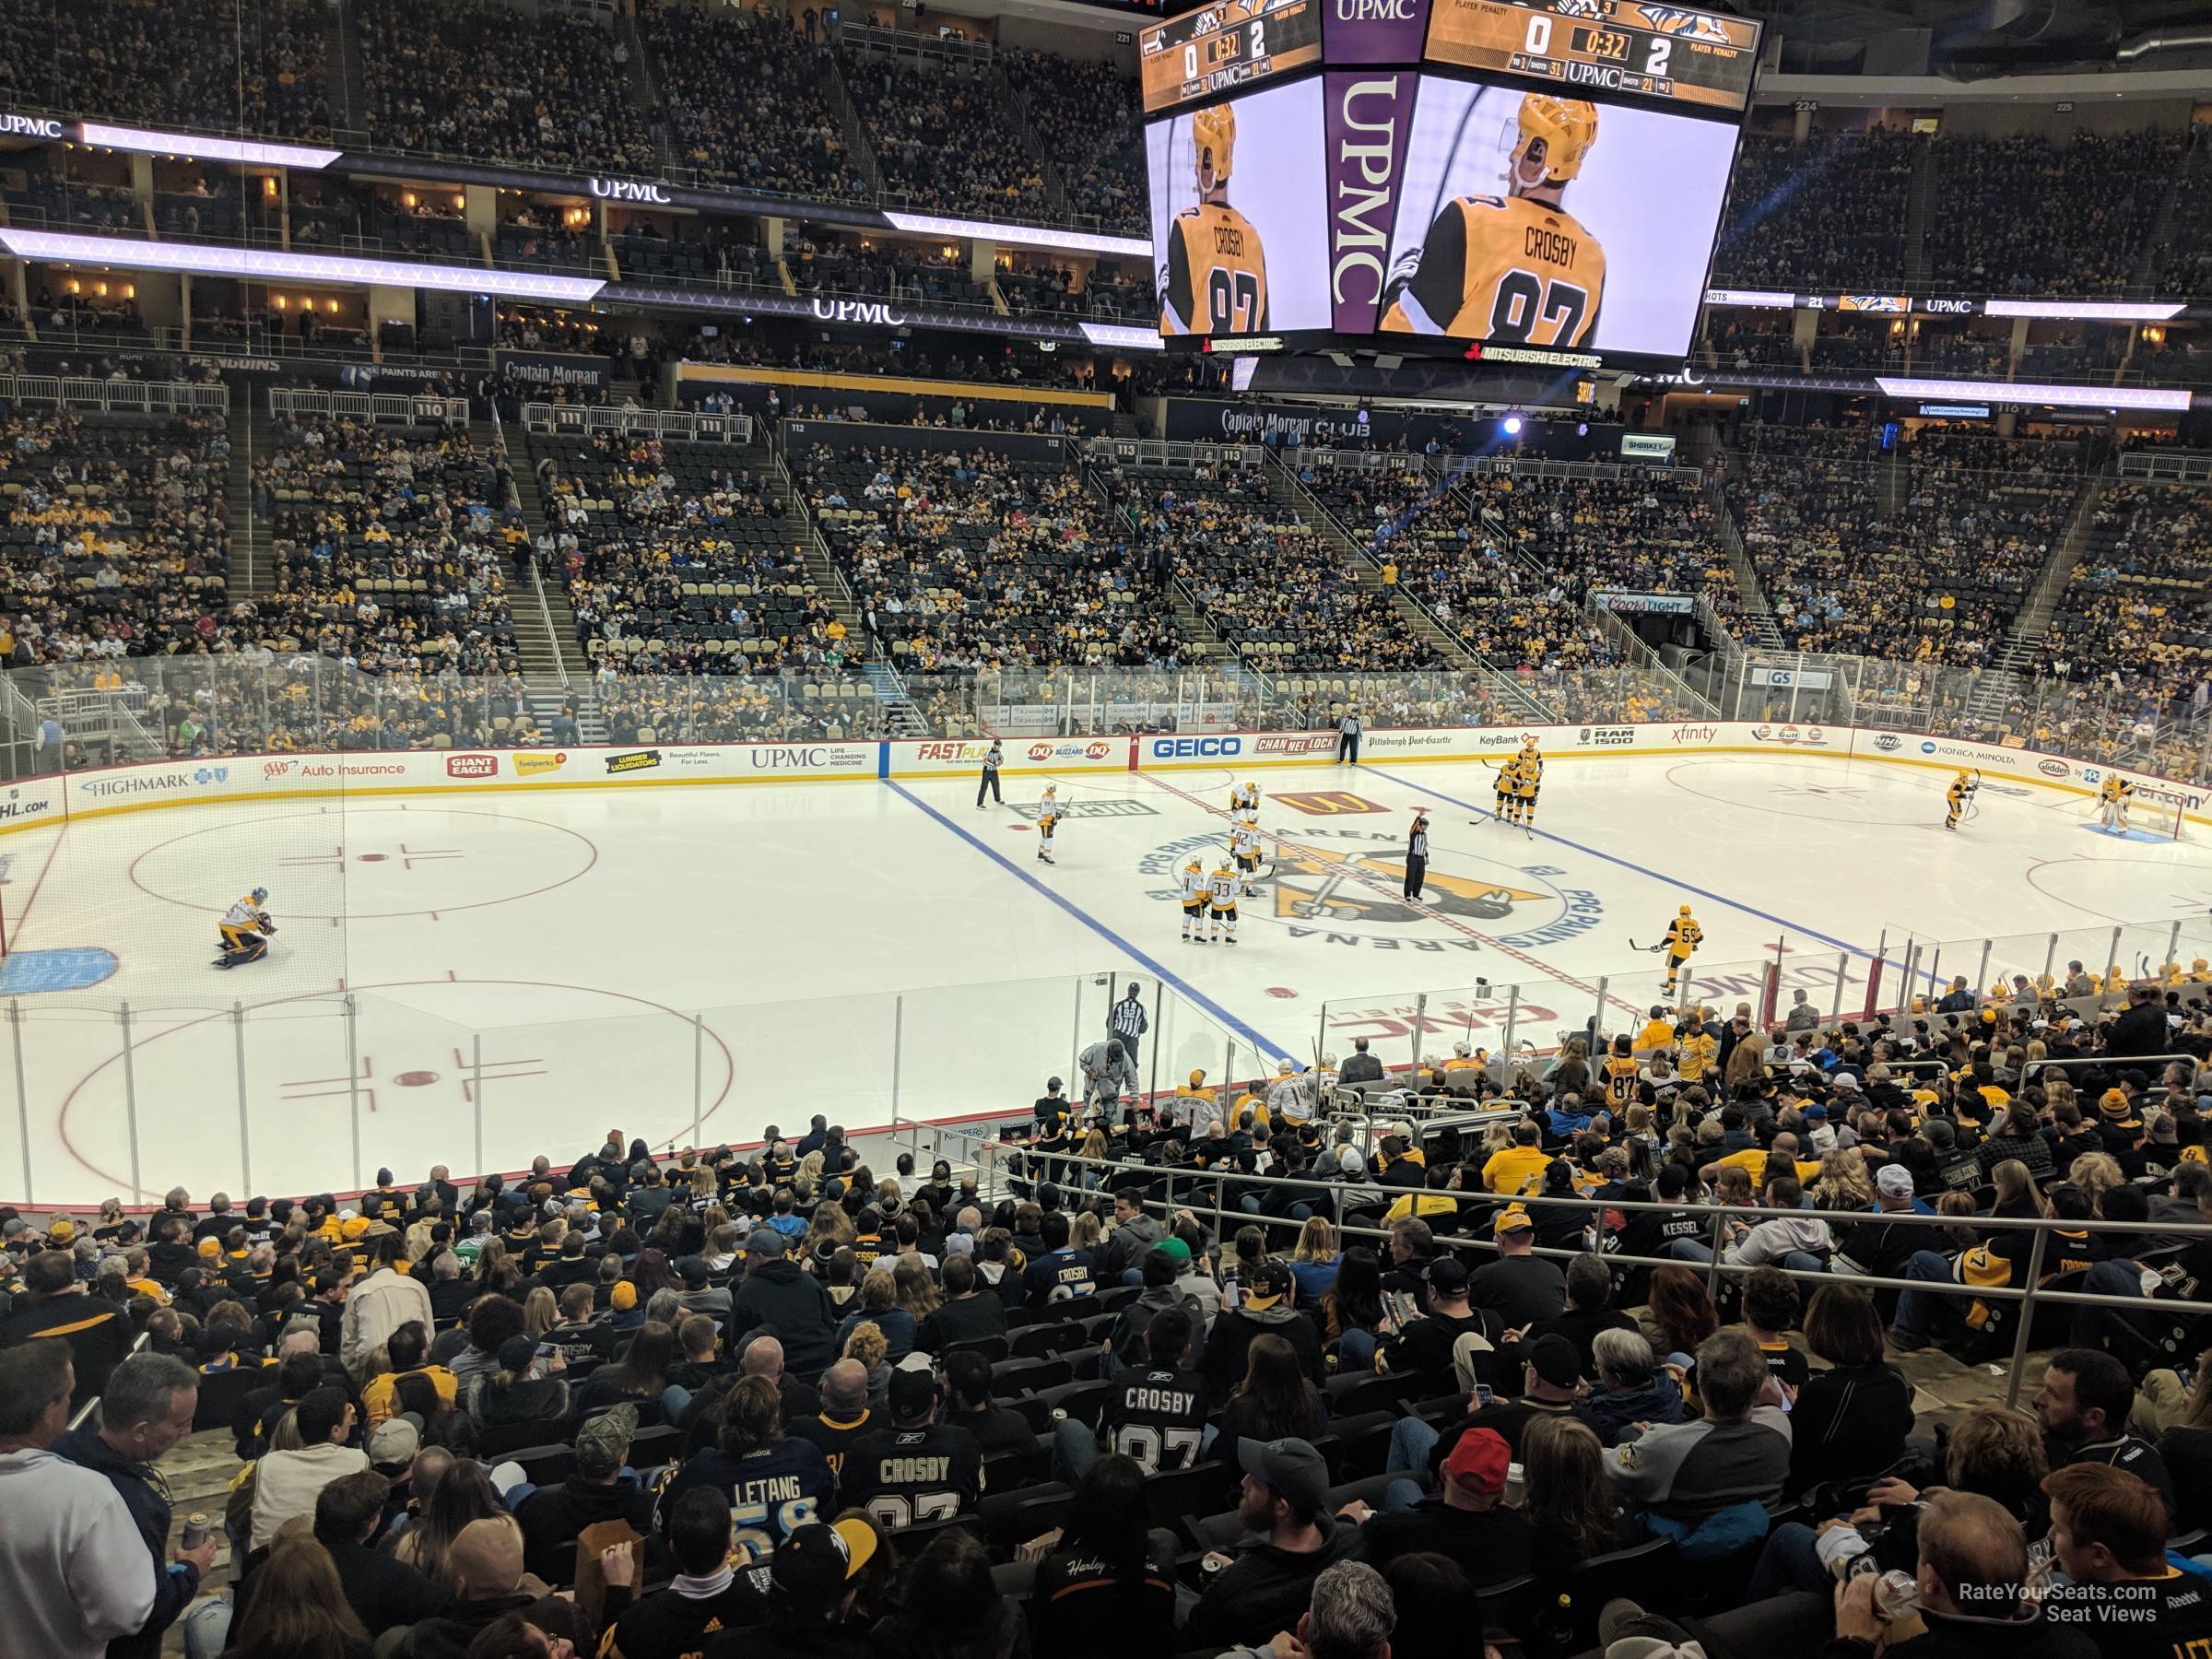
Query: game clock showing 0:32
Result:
<box><xmin>1138</xmin><ymin>0</ymin><xmax>1322</xmax><ymax>116</ymax></box>
<box><xmin>1424</xmin><ymin>0</ymin><xmax>1761</xmax><ymax>114</ymax></box>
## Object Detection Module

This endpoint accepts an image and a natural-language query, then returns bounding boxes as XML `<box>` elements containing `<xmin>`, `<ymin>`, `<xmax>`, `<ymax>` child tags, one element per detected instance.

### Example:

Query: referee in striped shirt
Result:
<box><xmin>1108</xmin><ymin>983</ymin><xmax>1148</xmax><ymax>1069</ymax></box>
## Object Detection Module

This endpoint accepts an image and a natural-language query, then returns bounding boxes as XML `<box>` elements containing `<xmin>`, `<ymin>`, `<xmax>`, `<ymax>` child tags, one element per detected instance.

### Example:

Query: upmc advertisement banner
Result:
<box><xmin>1323</xmin><ymin>0</ymin><xmax>1434</xmax><ymax>62</ymax></box>
<box><xmin>1324</xmin><ymin>72</ymin><xmax>1420</xmax><ymax>335</ymax></box>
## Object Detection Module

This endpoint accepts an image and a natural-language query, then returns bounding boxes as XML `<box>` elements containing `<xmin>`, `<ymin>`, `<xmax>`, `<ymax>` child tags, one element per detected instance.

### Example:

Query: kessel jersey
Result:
<box><xmin>1162</xmin><ymin>204</ymin><xmax>1270</xmax><ymax>336</ymax></box>
<box><xmin>1100</xmin><ymin>1367</ymin><xmax>1210</xmax><ymax>1473</ymax></box>
<box><xmin>841</xmin><ymin>1422</ymin><xmax>984</xmax><ymax>1528</ymax></box>
<box><xmin>1382</xmin><ymin>194</ymin><xmax>1606</xmax><ymax>346</ymax></box>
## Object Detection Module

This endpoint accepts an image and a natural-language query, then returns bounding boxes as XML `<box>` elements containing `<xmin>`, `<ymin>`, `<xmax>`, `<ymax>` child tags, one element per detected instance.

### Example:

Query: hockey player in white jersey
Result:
<box><xmin>215</xmin><ymin>886</ymin><xmax>277</xmax><ymax>968</ymax></box>
<box><xmin>1230</xmin><ymin>781</ymin><xmax>1260</xmax><ymax>816</ymax></box>
<box><xmin>1178</xmin><ymin>855</ymin><xmax>1209</xmax><ymax>943</ymax></box>
<box><xmin>1207</xmin><ymin>855</ymin><xmax>1241</xmax><ymax>946</ymax></box>
<box><xmin>1230</xmin><ymin>816</ymin><xmax>1265</xmax><ymax>879</ymax></box>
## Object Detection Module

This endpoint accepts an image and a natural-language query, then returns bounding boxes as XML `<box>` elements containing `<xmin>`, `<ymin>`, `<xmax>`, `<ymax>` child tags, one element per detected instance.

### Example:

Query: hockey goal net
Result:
<box><xmin>2130</xmin><ymin>785</ymin><xmax>2191</xmax><ymax>841</ymax></box>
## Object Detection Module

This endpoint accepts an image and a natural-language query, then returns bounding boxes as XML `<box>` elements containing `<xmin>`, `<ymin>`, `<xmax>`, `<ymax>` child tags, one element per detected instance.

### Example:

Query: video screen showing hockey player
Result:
<box><xmin>1147</xmin><ymin>78</ymin><xmax>1328</xmax><ymax>337</ymax></box>
<box><xmin>1380</xmin><ymin>78</ymin><xmax>1737</xmax><ymax>359</ymax></box>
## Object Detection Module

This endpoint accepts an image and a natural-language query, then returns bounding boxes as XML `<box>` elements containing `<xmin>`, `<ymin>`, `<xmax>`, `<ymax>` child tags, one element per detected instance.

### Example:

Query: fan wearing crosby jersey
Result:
<box><xmin>1160</xmin><ymin>102</ymin><xmax>1270</xmax><ymax>337</ymax></box>
<box><xmin>842</xmin><ymin>1368</ymin><xmax>984</xmax><ymax>1529</ymax></box>
<box><xmin>1097</xmin><ymin>1310</ymin><xmax>1210</xmax><ymax>1474</ymax></box>
<box><xmin>1382</xmin><ymin>94</ymin><xmax>1606</xmax><ymax>346</ymax></box>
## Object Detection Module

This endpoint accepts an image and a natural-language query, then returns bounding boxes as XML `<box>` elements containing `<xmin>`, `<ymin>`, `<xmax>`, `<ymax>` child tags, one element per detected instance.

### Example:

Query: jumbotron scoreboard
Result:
<box><xmin>1139</xmin><ymin>0</ymin><xmax>1763</xmax><ymax>371</ymax></box>
<box><xmin>1425</xmin><ymin>0</ymin><xmax>1761</xmax><ymax>114</ymax></box>
<box><xmin>1139</xmin><ymin>0</ymin><xmax>1322</xmax><ymax>113</ymax></box>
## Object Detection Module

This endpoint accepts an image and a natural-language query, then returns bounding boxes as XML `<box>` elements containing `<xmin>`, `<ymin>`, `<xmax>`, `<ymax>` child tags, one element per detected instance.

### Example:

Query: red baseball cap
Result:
<box><xmin>1443</xmin><ymin>1428</ymin><xmax>1510</xmax><ymax>1498</ymax></box>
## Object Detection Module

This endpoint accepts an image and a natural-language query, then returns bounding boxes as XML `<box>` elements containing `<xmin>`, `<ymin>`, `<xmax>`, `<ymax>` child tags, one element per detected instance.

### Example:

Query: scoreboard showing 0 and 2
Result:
<box><xmin>1425</xmin><ymin>0</ymin><xmax>1762</xmax><ymax>112</ymax></box>
<box><xmin>1138</xmin><ymin>0</ymin><xmax>1322</xmax><ymax>116</ymax></box>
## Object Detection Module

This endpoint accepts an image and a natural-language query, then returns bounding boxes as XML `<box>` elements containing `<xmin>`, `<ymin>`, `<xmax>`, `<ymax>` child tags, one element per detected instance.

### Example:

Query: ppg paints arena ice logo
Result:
<box><xmin>1138</xmin><ymin>830</ymin><xmax>1603</xmax><ymax>952</ymax></box>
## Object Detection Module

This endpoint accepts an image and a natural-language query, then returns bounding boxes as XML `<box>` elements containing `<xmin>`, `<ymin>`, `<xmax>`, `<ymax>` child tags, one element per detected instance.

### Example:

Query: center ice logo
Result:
<box><xmin>1138</xmin><ymin>829</ymin><xmax>1604</xmax><ymax>952</ymax></box>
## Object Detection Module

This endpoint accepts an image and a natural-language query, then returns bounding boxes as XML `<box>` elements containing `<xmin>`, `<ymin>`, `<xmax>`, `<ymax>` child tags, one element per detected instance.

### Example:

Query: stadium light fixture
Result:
<box><xmin>77</xmin><ymin>122</ymin><xmax>343</xmax><ymax>171</ymax></box>
<box><xmin>882</xmin><ymin>212</ymin><xmax>1152</xmax><ymax>261</ymax></box>
<box><xmin>0</xmin><ymin>229</ymin><xmax>606</xmax><ymax>303</ymax></box>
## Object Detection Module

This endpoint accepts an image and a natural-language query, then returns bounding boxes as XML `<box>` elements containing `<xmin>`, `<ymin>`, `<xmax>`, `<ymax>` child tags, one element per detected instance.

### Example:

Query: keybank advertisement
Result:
<box><xmin>2</xmin><ymin>723</ymin><xmax>2198</xmax><ymax>830</ymax></box>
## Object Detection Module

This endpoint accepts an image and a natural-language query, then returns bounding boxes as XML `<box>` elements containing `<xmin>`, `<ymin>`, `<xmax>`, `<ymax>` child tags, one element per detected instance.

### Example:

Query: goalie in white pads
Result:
<box><xmin>2096</xmin><ymin>775</ymin><xmax>2135</xmax><ymax>833</ymax></box>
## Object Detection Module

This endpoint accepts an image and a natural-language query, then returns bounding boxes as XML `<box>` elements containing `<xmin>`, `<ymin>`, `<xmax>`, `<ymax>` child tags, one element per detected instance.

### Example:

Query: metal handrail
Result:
<box><xmin>932</xmin><ymin>1132</ymin><xmax>2208</xmax><ymax>1408</ymax></box>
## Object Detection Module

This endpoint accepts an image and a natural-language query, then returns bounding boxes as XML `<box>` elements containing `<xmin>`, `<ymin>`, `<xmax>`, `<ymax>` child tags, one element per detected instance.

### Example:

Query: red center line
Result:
<box><xmin>1135</xmin><ymin>771</ymin><xmax>1644</xmax><ymax>1019</ymax></box>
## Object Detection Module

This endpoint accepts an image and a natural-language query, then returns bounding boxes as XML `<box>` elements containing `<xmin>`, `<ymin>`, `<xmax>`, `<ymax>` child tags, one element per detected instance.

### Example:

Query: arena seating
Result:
<box><xmin>1928</xmin><ymin>130</ymin><xmax>2184</xmax><ymax>294</ymax></box>
<box><xmin>800</xmin><ymin>442</ymin><xmax>1179</xmax><ymax>671</ymax></box>
<box><xmin>535</xmin><ymin>429</ymin><xmax>846</xmax><ymax>678</ymax></box>
<box><xmin>1712</xmin><ymin>127</ymin><xmax>1914</xmax><ymax>288</ymax></box>
<box><xmin>1000</xmin><ymin>50</ymin><xmax>1147</xmax><ymax>232</ymax></box>
<box><xmin>2040</xmin><ymin>482</ymin><xmax>2212</xmax><ymax>692</ymax></box>
<box><xmin>637</xmin><ymin>0</ymin><xmax>866</xmax><ymax>200</ymax></box>
<box><xmin>4</xmin><ymin>973</ymin><xmax>2204</xmax><ymax>1659</ymax></box>
<box><xmin>0</xmin><ymin>407</ymin><xmax>231</xmax><ymax>662</ymax></box>
<box><xmin>0</xmin><ymin>0</ymin><xmax>329</xmax><ymax>137</ymax></box>
<box><xmin>843</xmin><ymin>58</ymin><xmax>1053</xmax><ymax>220</ymax></box>
<box><xmin>252</xmin><ymin>412</ymin><xmax>521</xmax><ymax>677</ymax></box>
<box><xmin>1116</xmin><ymin>463</ymin><xmax>1436</xmax><ymax>672</ymax></box>
<box><xmin>1726</xmin><ymin>427</ymin><xmax>2088</xmax><ymax>665</ymax></box>
<box><xmin>358</xmin><ymin>0</ymin><xmax>654</xmax><ymax>174</ymax></box>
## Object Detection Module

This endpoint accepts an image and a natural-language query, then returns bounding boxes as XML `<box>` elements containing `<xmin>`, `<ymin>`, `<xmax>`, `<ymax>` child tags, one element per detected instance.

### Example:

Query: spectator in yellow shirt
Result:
<box><xmin>1480</xmin><ymin>1120</ymin><xmax>1554</xmax><ymax>1195</ymax></box>
<box><xmin>1677</xmin><ymin>1018</ymin><xmax>1719</xmax><ymax>1082</ymax></box>
<box><xmin>1634</xmin><ymin>1006</ymin><xmax>1677</xmax><ymax>1053</ymax></box>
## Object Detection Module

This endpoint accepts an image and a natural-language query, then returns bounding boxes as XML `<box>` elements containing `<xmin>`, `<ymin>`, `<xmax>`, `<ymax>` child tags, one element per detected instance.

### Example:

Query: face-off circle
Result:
<box><xmin>128</xmin><ymin>805</ymin><xmax>598</xmax><ymax>920</ymax></box>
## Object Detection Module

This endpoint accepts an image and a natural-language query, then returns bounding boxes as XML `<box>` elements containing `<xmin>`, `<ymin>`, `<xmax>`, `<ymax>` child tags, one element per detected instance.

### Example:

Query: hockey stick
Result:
<box><xmin>1626</xmin><ymin>938</ymin><xmax>1668</xmax><ymax>954</ymax></box>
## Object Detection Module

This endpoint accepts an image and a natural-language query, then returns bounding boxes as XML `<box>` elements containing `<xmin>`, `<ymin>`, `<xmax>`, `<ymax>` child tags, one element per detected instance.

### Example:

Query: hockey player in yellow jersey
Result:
<box><xmin>1492</xmin><ymin>755</ymin><xmax>1517</xmax><ymax>823</ymax></box>
<box><xmin>1944</xmin><ymin>769</ymin><xmax>1978</xmax><ymax>832</ymax></box>
<box><xmin>1178</xmin><ymin>855</ymin><xmax>1208</xmax><ymax>943</ymax></box>
<box><xmin>1661</xmin><ymin>905</ymin><xmax>1702</xmax><ymax>996</ymax></box>
<box><xmin>1036</xmin><ymin>785</ymin><xmax>1062</xmax><ymax>865</ymax></box>
<box><xmin>1381</xmin><ymin>94</ymin><xmax>1606</xmax><ymax>344</ymax></box>
<box><xmin>1159</xmin><ymin>103</ymin><xmax>1270</xmax><ymax>337</ymax></box>
<box><xmin>1511</xmin><ymin>743</ymin><xmax>1543</xmax><ymax>828</ymax></box>
<box><xmin>2097</xmin><ymin>774</ymin><xmax>2135</xmax><ymax>832</ymax></box>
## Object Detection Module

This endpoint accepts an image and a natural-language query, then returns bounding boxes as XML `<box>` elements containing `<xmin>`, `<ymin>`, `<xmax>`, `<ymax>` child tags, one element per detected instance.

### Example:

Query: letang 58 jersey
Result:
<box><xmin>1382</xmin><ymin>194</ymin><xmax>1606</xmax><ymax>346</ymax></box>
<box><xmin>1161</xmin><ymin>204</ymin><xmax>1271</xmax><ymax>336</ymax></box>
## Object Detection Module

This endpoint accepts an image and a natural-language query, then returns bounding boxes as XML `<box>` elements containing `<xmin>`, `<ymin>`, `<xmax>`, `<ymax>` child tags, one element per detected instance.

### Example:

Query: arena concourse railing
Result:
<box><xmin>267</xmin><ymin>387</ymin><xmax>469</xmax><ymax>427</ymax></box>
<box><xmin>903</xmin><ymin>1130</ymin><xmax>2210</xmax><ymax>1414</ymax></box>
<box><xmin>0</xmin><ymin>374</ymin><xmax>229</xmax><ymax>415</ymax></box>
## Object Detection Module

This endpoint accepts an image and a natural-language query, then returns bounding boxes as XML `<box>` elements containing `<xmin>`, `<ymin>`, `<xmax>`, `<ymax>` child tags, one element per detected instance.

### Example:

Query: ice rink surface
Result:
<box><xmin>6</xmin><ymin>751</ymin><xmax>2210</xmax><ymax>1206</ymax></box>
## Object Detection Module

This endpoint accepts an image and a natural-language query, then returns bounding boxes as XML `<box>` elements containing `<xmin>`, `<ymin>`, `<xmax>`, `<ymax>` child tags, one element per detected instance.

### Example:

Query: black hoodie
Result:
<box><xmin>727</xmin><ymin>1256</ymin><xmax>841</xmax><ymax>1375</ymax></box>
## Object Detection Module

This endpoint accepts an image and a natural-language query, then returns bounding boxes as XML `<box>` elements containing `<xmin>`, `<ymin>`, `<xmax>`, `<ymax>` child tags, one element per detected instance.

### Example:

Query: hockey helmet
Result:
<box><xmin>1512</xmin><ymin>95</ymin><xmax>1598</xmax><ymax>185</ymax></box>
<box><xmin>251</xmin><ymin>887</ymin><xmax>268</xmax><ymax>904</ymax></box>
<box><xmin>1193</xmin><ymin>103</ymin><xmax>1236</xmax><ymax>183</ymax></box>
<box><xmin>1678</xmin><ymin>905</ymin><xmax>1692</xmax><ymax>916</ymax></box>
